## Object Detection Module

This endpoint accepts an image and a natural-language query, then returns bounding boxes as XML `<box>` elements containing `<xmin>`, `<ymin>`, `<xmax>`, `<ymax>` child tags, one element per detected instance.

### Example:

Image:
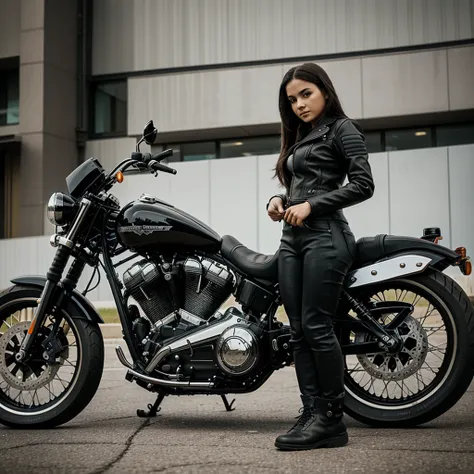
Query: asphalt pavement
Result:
<box><xmin>0</xmin><ymin>342</ymin><xmax>473</xmax><ymax>474</ymax></box>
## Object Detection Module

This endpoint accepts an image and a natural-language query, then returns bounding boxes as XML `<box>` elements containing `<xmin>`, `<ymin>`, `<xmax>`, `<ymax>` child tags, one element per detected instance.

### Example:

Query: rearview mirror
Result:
<box><xmin>143</xmin><ymin>120</ymin><xmax>158</xmax><ymax>145</ymax></box>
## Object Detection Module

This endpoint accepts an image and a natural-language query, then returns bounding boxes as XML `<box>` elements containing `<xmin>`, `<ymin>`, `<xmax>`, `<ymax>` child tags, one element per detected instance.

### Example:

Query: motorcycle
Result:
<box><xmin>0</xmin><ymin>120</ymin><xmax>472</xmax><ymax>429</ymax></box>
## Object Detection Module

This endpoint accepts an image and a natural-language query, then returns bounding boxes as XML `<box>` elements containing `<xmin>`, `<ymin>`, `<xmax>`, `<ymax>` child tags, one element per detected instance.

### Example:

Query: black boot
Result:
<box><xmin>274</xmin><ymin>396</ymin><xmax>348</xmax><ymax>451</ymax></box>
<box><xmin>274</xmin><ymin>399</ymin><xmax>316</xmax><ymax>447</ymax></box>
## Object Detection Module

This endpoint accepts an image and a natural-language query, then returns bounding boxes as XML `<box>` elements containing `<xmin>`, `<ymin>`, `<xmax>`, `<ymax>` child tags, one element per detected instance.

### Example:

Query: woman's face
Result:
<box><xmin>286</xmin><ymin>78</ymin><xmax>327</xmax><ymax>126</ymax></box>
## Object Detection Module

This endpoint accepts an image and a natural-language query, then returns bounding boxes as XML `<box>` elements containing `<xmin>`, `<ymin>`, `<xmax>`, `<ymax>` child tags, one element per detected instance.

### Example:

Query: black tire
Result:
<box><xmin>343</xmin><ymin>269</ymin><xmax>474</xmax><ymax>427</ymax></box>
<box><xmin>0</xmin><ymin>285</ymin><xmax>104</xmax><ymax>428</ymax></box>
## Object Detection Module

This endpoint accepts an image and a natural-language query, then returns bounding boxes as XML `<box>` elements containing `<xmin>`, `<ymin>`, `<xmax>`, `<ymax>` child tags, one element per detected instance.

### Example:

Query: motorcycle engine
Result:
<box><xmin>123</xmin><ymin>257</ymin><xmax>234</xmax><ymax>327</ymax></box>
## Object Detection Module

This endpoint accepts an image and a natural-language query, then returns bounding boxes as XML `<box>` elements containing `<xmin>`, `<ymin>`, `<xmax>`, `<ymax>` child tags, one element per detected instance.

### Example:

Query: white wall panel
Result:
<box><xmin>448</xmin><ymin>144</ymin><xmax>474</xmax><ymax>259</ymax></box>
<box><xmin>448</xmin><ymin>46</ymin><xmax>474</xmax><ymax>110</ymax></box>
<box><xmin>93</xmin><ymin>0</ymin><xmax>474</xmax><ymax>75</ymax></box>
<box><xmin>389</xmin><ymin>147</ymin><xmax>451</xmax><ymax>248</ymax></box>
<box><xmin>209</xmin><ymin>156</ymin><xmax>258</xmax><ymax>250</ymax></box>
<box><xmin>169</xmin><ymin>160</ymin><xmax>211</xmax><ymax>226</ymax></box>
<box><xmin>362</xmin><ymin>49</ymin><xmax>449</xmax><ymax>118</ymax></box>
<box><xmin>0</xmin><ymin>236</ymin><xmax>53</xmax><ymax>291</ymax></box>
<box><xmin>113</xmin><ymin>172</ymin><xmax>173</xmax><ymax>209</ymax></box>
<box><xmin>257</xmin><ymin>154</ymin><xmax>284</xmax><ymax>255</ymax></box>
<box><xmin>345</xmin><ymin>152</ymin><xmax>390</xmax><ymax>240</ymax></box>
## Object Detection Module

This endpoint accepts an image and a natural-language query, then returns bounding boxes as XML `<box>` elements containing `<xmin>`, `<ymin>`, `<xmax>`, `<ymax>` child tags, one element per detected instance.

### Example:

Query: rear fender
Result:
<box><xmin>347</xmin><ymin>255</ymin><xmax>433</xmax><ymax>288</ymax></box>
<box><xmin>11</xmin><ymin>276</ymin><xmax>104</xmax><ymax>324</ymax></box>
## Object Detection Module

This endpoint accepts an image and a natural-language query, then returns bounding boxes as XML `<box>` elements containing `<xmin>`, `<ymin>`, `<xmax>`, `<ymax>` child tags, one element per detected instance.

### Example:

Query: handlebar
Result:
<box><xmin>105</xmin><ymin>148</ymin><xmax>177</xmax><ymax>191</ymax></box>
<box><xmin>148</xmin><ymin>160</ymin><xmax>177</xmax><ymax>175</ymax></box>
<box><xmin>128</xmin><ymin>149</ymin><xmax>177</xmax><ymax>175</ymax></box>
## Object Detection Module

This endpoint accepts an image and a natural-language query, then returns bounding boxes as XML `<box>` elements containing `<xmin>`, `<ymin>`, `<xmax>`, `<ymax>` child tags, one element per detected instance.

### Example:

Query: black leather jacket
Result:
<box><xmin>268</xmin><ymin>116</ymin><xmax>375</xmax><ymax>222</ymax></box>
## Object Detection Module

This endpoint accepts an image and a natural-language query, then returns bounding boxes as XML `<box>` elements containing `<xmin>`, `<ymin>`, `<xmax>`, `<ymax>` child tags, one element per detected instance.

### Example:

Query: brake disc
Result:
<box><xmin>0</xmin><ymin>322</ymin><xmax>61</xmax><ymax>391</ymax></box>
<box><xmin>355</xmin><ymin>316</ymin><xmax>429</xmax><ymax>381</ymax></box>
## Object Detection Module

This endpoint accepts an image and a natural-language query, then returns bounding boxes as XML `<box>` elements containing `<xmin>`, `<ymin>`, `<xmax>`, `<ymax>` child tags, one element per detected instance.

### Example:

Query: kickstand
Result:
<box><xmin>137</xmin><ymin>390</ymin><xmax>167</xmax><ymax>418</ymax></box>
<box><xmin>221</xmin><ymin>395</ymin><xmax>236</xmax><ymax>412</ymax></box>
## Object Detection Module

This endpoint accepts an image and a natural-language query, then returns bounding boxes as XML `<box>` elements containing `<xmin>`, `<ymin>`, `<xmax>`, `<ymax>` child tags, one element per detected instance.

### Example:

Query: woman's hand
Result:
<box><xmin>284</xmin><ymin>202</ymin><xmax>311</xmax><ymax>227</ymax></box>
<box><xmin>267</xmin><ymin>197</ymin><xmax>285</xmax><ymax>222</ymax></box>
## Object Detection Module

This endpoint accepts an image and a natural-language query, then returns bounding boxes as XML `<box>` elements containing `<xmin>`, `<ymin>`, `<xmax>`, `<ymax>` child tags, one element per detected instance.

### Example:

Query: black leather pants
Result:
<box><xmin>278</xmin><ymin>219</ymin><xmax>356</xmax><ymax>405</ymax></box>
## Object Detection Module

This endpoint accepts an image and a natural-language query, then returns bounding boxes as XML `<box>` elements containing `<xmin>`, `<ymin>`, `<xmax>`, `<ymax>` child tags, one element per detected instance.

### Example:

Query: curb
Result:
<box><xmin>100</xmin><ymin>323</ymin><xmax>122</xmax><ymax>339</ymax></box>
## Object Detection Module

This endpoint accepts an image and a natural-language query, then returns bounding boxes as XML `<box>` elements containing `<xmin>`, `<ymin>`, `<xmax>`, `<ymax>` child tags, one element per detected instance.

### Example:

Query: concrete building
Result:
<box><xmin>0</xmin><ymin>0</ymin><xmax>473</xmax><ymax>301</ymax></box>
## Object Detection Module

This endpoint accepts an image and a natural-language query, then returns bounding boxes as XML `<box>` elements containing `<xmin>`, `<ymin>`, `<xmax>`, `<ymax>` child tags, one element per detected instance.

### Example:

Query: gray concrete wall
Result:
<box><xmin>128</xmin><ymin>44</ymin><xmax>474</xmax><ymax>135</ymax></box>
<box><xmin>16</xmin><ymin>0</ymin><xmax>78</xmax><ymax>237</ymax></box>
<box><xmin>91</xmin><ymin>0</ymin><xmax>474</xmax><ymax>75</ymax></box>
<box><xmin>0</xmin><ymin>0</ymin><xmax>21</xmax><ymax>59</ymax></box>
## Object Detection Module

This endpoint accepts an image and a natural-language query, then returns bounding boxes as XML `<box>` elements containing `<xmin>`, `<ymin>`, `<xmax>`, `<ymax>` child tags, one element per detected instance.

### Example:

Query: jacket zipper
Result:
<box><xmin>288</xmin><ymin>132</ymin><xmax>326</xmax><ymax>205</ymax></box>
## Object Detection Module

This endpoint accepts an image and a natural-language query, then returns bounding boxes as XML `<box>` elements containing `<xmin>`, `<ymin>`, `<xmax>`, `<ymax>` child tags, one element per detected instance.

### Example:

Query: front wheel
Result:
<box><xmin>0</xmin><ymin>285</ymin><xmax>104</xmax><ymax>428</ymax></box>
<box><xmin>342</xmin><ymin>270</ymin><xmax>474</xmax><ymax>427</ymax></box>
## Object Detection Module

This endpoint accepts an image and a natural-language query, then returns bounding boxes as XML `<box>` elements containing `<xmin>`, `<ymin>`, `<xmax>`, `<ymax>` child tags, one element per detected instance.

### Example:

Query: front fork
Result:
<box><xmin>15</xmin><ymin>199</ymin><xmax>91</xmax><ymax>363</ymax></box>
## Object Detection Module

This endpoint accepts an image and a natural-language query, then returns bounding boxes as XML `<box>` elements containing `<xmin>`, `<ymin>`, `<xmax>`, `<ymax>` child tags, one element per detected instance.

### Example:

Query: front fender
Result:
<box><xmin>11</xmin><ymin>276</ymin><xmax>104</xmax><ymax>324</ymax></box>
<box><xmin>347</xmin><ymin>255</ymin><xmax>432</xmax><ymax>288</ymax></box>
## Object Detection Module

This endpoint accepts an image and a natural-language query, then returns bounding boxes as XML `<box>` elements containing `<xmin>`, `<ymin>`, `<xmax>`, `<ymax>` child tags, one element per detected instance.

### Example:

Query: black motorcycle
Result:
<box><xmin>0</xmin><ymin>120</ymin><xmax>472</xmax><ymax>429</ymax></box>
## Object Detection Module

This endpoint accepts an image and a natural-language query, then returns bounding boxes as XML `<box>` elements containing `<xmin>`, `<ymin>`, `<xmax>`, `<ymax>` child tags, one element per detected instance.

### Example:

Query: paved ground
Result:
<box><xmin>0</xmin><ymin>342</ymin><xmax>473</xmax><ymax>474</ymax></box>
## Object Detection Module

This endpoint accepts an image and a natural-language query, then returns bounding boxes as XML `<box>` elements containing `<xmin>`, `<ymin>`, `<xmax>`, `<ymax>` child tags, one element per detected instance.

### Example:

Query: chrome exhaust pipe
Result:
<box><xmin>115</xmin><ymin>345</ymin><xmax>133</xmax><ymax>369</ymax></box>
<box><xmin>126</xmin><ymin>368</ymin><xmax>214</xmax><ymax>388</ymax></box>
<box><xmin>115</xmin><ymin>345</ymin><xmax>214</xmax><ymax>389</ymax></box>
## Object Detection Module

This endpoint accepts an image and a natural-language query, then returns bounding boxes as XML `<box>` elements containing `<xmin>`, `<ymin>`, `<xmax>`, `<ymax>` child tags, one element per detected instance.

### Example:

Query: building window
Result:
<box><xmin>436</xmin><ymin>123</ymin><xmax>474</xmax><ymax>147</ymax></box>
<box><xmin>219</xmin><ymin>136</ymin><xmax>280</xmax><ymax>159</ymax></box>
<box><xmin>93</xmin><ymin>81</ymin><xmax>127</xmax><ymax>135</ymax></box>
<box><xmin>182</xmin><ymin>141</ymin><xmax>216</xmax><ymax>161</ymax></box>
<box><xmin>0</xmin><ymin>68</ymin><xmax>19</xmax><ymax>126</ymax></box>
<box><xmin>364</xmin><ymin>132</ymin><xmax>383</xmax><ymax>154</ymax></box>
<box><xmin>160</xmin><ymin>144</ymin><xmax>182</xmax><ymax>163</ymax></box>
<box><xmin>385</xmin><ymin>128</ymin><xmax>432</xmax><ymax>151</ymax></box>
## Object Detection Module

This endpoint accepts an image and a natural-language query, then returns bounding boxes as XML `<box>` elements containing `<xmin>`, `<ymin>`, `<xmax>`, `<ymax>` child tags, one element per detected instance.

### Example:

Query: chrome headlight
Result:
<box><xmin>47</xmin><ymin>192</ymin><xmax>77</xmax><ymax>226</ymax></box>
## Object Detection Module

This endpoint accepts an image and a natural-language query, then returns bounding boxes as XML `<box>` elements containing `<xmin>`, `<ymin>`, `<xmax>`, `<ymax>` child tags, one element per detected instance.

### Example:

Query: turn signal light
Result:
<box><xmin>455</xmin><ymin>247</ymin><xmax>467</xmax><ymax>258</ymax></box>
<box><xmin>116</xmin><ymin>171</ymin><xmax>124</xmax><ymax>183</ymax></box>
<box><xmin>465</xmin><ymin>260</ymin><xmax>472</xmax><ymax>276</ymax></box>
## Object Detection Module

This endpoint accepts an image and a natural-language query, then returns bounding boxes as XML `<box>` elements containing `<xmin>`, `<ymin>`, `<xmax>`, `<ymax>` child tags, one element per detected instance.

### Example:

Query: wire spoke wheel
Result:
<box><xmin>345</xmin><ymin>280</ymin><xmax>453</xmax><ymax>408</ymax></box>
<box><xmin>0</xmin><ymin>298</ymin><xmax>80</xmax><ymax>413</ymax></box>
<box><xmin>0</xmin><ymin>285</ymin><xmax>103</xmax><ymax>429</ymax></box>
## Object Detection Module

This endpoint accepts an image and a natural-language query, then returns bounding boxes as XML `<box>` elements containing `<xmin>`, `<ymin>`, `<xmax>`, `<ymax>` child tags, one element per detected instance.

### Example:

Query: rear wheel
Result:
<box><xmin>342</xmin><ymin>270</ymin><xmax>474</xmax><ymax>427</ymax></box>
<box><xmin>0</xmin><ymin>285</ymin><xmax>104</xmax><ymax>428</ymax></box>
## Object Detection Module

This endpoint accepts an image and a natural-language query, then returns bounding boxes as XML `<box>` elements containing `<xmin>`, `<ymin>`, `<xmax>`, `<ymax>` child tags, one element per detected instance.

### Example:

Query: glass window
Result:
<box><xmin>436</xmin><ymin>123</ymin><xmax>474</xmax><ymax>147</ymax></box>
<box><xmin>161</xmin><ymin>144</ymin><xmax>181</xmax><ymax>163</ymax></box>
<box><xmin>385</xmin><ymin>128</ymin><xmax>432</xmax><ymax>151</ymax></box>
<box><xmin>93</xmin><ymin>81</ymin><xmax>127</xmax><ymax>135</ymax></box>
<box><xmin>219</xmin><ymin>136</ymin><xmax>280</xmax><ymax>159</ymax></box>
<box><xmin>364</xmin><ymin>132</ymin><xmax>383</xmax><ymax>154</ymax></box>
<box><xmin>182</xmin><ymin>141</ymin><xmax>216</xmax><ymax>161</ymax></box>
<box><xmin>0</xmin><ymin>68</ymin><xmax>19</xmax><ymax>126</ymax></box>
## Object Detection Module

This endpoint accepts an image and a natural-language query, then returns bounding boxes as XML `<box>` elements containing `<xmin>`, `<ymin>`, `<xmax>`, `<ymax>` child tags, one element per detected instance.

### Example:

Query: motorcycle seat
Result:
<box><xmin>220</xmin><ymin>235</ymin><xmax>279</xmax><ymax>281</ymax></box>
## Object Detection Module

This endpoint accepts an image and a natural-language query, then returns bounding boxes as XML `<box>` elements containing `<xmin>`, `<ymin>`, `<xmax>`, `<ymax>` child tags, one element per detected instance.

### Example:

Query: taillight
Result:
<box><xmin>455</xmin><ymin>247</ymin><xmax>471</xmax><ymax>275</ymax></box>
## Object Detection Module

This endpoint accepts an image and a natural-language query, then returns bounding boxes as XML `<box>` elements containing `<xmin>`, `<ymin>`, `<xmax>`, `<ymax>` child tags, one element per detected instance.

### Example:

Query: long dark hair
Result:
<box><xmin>274</xmin><ymin>63</ymin><xmax>347</xmax><ymax>189</ymax></box>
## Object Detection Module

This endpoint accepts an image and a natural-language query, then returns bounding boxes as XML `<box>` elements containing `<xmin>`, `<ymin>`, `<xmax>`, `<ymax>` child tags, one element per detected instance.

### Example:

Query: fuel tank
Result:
<box><xmin>116</xmin><ymin>194</ymin><xmax>221</xmax><ymax>253</ymax></box>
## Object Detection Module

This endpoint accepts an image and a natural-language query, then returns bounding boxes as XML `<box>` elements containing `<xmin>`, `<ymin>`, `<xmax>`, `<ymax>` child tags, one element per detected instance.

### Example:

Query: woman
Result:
<box><xmin>267</xmin><ymin>63</ymin><xmax>375</xmax><ymax>451</ymax></box>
